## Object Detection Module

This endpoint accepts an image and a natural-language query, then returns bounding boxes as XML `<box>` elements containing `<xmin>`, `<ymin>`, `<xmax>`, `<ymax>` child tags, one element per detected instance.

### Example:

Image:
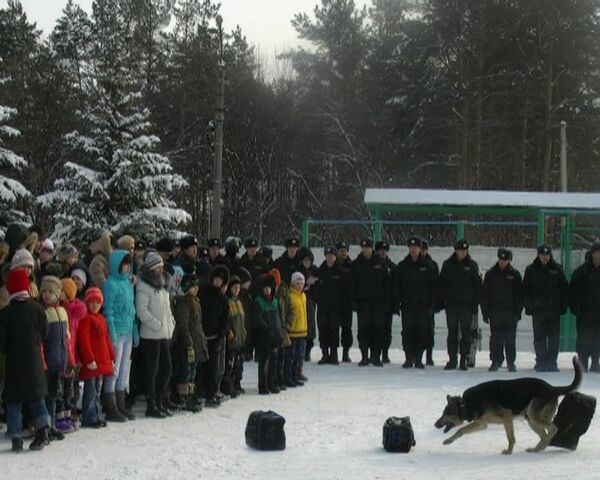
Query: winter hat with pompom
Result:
<box><xmin>144</xmin><ymin>252</ymin><xmax>164</xmax><ymax>270</ymax></box>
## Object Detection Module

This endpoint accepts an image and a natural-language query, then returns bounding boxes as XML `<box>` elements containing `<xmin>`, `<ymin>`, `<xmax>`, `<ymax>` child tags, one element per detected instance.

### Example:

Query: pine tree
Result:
<box><xmin>0</xmin><ymin>58</ymin><xmax>30</xmax><ymax>236</ymax></box>
<box><xmin>41</xmin><ymin>0</ymin><xmax>188</xmax><ymax>245</ymax></box>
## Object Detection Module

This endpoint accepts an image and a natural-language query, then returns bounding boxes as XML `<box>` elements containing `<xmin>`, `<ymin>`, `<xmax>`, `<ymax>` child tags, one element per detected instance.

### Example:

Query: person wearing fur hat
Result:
<box><xmin>0</xmin><ymin>269</ymin><xmax>52</xmax><ymax>452</ymax></box>
<box><xmin>207</xmin><ymin>238</ymin><xmax>226</xmax><ymax>267</ymax></box>
<box><xmin>78</xmin><ymin>288</ymin><xmax>113</xmax><ymax>428</ymax></box>
<box><xmin>221</xmin><ymin>276</ymin><xmax>247</xmax><ymax>398</ymax></box>
<box><xmin>0</xmin><ymin>248</ymin><xmax>39</xmax><ymax>310</ymax></box>
<box><xmin>197</xmin><ymin>265</ymin><xmax>230</xmax><ymax>407</ymax></box>
<box><xmin>102</xmin><ymin>250</ymin><xmax>138</xmax><ymax>422</ymax></box>
<box><xmin>40</xmin><ymin>275</ymin><xmax>73</xmax><ymax>438</ymax></box>
<box><xmin>250</xmin><ymin>274</ymin><xmax>284</xmax><ymax>395</ymax></box>
<box><xmin>223</xmin><ymin>237</ymin><xmax>241</xmax><ymax>273</ymax></box>
<box><xmin>117</xmin><ymin>235</ymin><xmax>135</xmax><ymax>254</ymax></box>
<box><xmin>56</xmin><ymin>243</ymin><xmax>80</xmax><ymax>277</ymax></box>
<box><xmin>89</xmin><ymin>230</ymin><xmax>113</xmax><ymax>289</ymax></box>
<box><xmin>136</xmin><ymin>252</ymin><xmax>176</xmax><ymax>418</ymax></box>
<box><xmin>4</xmin><ymin>223</ymin><xmax>38</xmax><ymax>260</ymax></box>
<box><xmin>172</xmin><ymin>274</ymin><xmax>209</xmax><ymax>412</ymax></box>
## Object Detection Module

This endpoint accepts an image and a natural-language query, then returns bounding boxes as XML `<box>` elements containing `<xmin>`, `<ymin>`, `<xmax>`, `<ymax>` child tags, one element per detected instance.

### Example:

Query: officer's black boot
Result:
<box><xmin>318</xmin><ymin>347</ymin><xmax>329</xmax><ymax>365</ymax></box>
<box><xmin>444</xmin><ymin>356</ymin><xmax>458</xmax><ymax>370</ymax></box>
<box><xmin>591</xmin><ymin>355</ymin><xmax>600</xmax><ymax>373</ymax></box>
<box><xmin>358</xmin><ymin>348</ymin><xmax>370</xmax><ymax>366</ymax></box>
<box><xmin>459</xmin><ymin>355</ymin><xmax>468</xmax><ymax>371</ymax></box>
<box><xmin>426</xmin><ymin>348</ymin><xmax>434</xmax><ymax>366</ymax></box>
<box><xmin>402</xmin><ymin>353</ymin><xmax>413</xmax><ymax>369</ymax></box>
<box><xmin>371</xmin><ymin>349</ymin><xmax>383</xmax><ymax>367</ymax></box>
<box><xmin>382</xmin><ymin>348</ymin><xmax>391</xmax><ymax>364</ymax></box>
<box><xmin>329</xmin><ymin>348</ymin><xmax>339</xmax><ymax>365</ymax></box>
<box><xmin>414</xmin><ymin>351</ymin><xmax>425</xmax><ymax>369</ymax></box>
<box><xmin>342</xmin><ymin>348</ymin><xmax>351</xmax><ymax>363</ymax></box>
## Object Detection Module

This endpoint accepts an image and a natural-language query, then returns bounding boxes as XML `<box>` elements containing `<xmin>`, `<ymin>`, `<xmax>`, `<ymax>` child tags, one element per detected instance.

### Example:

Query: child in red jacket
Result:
<box><xmin>77</xmin><ymin>288</ymin><xmax>115</xmax><ymax>428</ymax></box>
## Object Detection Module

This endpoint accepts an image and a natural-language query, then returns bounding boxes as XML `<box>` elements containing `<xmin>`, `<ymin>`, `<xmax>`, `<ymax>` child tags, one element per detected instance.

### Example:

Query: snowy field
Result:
<box><xmin>2</xmin><ymin>349</ymin><xmax>599</xmax><ymax>480</ymax></box>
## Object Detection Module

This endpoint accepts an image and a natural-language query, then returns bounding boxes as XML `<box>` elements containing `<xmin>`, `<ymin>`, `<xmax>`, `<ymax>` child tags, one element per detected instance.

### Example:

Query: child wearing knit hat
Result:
<box><xmin>77</xmin><ymin>288</ymin><xmax>114</xmax><ymax>429</ymax></box>
<box><xmin>60</xmin><ymin>278</ymin><xmax>87</xmax><ymax>431</ymax></box>
<box><xmin>40</xmin><ymin>275</ymin><xmax>74</xmax><ymax>437</ymax></box>
<box><xmin>0</xmin><ymin>269</ymin><xmax>52</xmax><ymax>452</ymax></box>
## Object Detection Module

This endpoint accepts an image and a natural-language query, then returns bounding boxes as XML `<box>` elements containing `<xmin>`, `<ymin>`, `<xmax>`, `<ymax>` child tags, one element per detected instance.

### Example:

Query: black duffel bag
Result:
<box><xmin>245</xmin><ymin>410</ymin><xmax>286</xmax><ymax>451</ymax></box>
<box><xmin>550</xmin><ymin>392</ymin><xmax>596</xmax><ymax>451</ymax></box>
<box><xmin>383</xmin><ymin>416</ymin><xmax>416</xmax><ymax>453</ymax></box>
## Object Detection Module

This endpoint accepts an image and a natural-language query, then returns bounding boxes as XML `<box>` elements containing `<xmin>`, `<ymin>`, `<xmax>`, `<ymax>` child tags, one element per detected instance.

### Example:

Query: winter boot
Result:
<box><xmin>459</xmin><ymin>355</ymin><xmax>468</xmax><ymax>371</ymax></box>
<box><xmin>29</xmin><ymin>427</ymin><xmax>50</xmax><ymax>451</ymax></box>
<box><xmin>371</xmin><ymin>349</ymin><xmax>383</xmax><ymax>367</ymax></box>
<box><xmin>145</xmin><ymin>396</ymin><xmax>166</xmax><ymax>419</ymax></box>
<box><xmin>318</xmin><ymin>347</ymin><xmax>329</xmax><ymax>365</ymax></box>
<box><xmin>329</xmin><ymin>348</ymin><xmax>339</xmax><ymax>365</ymax></box>
<box><xmin>116</xmin><ymin>390</ymin><xmax>136</xmax><ymax>421</ymax></box>
<box><xmin>342</xmin><ymin>348</ymin><xmax>351</xmax><ymax>363</ymax></box>
<box><xmin>414</xmin><ymin>351</ymin><xmax>425</xmax><ymax>369</ymax></box>
<box><xmin>157</xmin><ymin>393</ymin><xmax>174</xmax><ymax>417</ymax></box>
<box><xmin>426</xmin><ymin>348</ymin><xmax>435</xmax><ymax>366</ymax></box>
<box><xmin>184</xmin><ymin>384</ymin><xmax>202</xmax><ymax>413</ymax></box>
<box><xmin>49</xmin><ymin>428</ymin><xmax>65</xmax><ymax>441</ymax></box>
<box><xmin>402</xmin><ymin>353</ymin><xmax>414</xmax><ymax>369</ymax></box>
<box><xmin>488</xmin><ymin>363</ymin><xmax>498</xmax><ymax>372</ymax></box>
<box><xmin>444</xmin><ymin>357</ymin><xmax>457</xmax><ymax>370</ymax></box>
<box><xmin>358</xmin><ymin>348</ymin><xmax>370</xmax><ymax>366</ymax></box>
<box><xmin>104</xmin><ymin>392</ymin><xmax>128</xmax><ymax>422</ymax></box>
<box><xmin>382</xmin><ymin>349</ymin><xmax>391</xmax><ymax>364</ymax></box>
<box><xmin>11</xmin><ymin>438</ymin><xmax>23</xmax><ymax>452</ymax></box>
<box><xmin>507</xmin><ymin>363</ymin><xmax>517</xmax><ymax>372</ymax></box>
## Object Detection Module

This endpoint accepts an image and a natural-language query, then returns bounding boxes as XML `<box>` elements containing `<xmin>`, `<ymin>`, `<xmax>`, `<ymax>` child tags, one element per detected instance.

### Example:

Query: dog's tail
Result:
<box><xmin>553</xmin><ymin>356</ymin><xmax>583</xmax><ymax>396</ymax></box>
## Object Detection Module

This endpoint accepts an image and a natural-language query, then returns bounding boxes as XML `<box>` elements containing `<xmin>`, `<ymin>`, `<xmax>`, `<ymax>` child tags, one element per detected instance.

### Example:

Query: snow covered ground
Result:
<box><xmin>2</xmin><ymin>349</ymin><xmax>598</xmax><ymax>480</ymax></box>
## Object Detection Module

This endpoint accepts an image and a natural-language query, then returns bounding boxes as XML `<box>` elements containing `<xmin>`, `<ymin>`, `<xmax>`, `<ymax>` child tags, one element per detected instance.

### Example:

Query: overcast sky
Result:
<box><xmin>5</xmin><ymin>0</ymin><xmax>370</xmax><ymax>59</ymax></box>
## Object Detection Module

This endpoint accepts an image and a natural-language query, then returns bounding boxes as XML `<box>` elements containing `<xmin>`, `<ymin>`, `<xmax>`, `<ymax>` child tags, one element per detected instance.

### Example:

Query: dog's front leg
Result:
<box><xmin>443</xmin><ymin>421</ymin><xmax>487</xmax><ymax>445</ymax></box>
<box><xmin>502</xmin><ymin>417</ymin><xmax>516</xmax><ymax>455</ymax></box>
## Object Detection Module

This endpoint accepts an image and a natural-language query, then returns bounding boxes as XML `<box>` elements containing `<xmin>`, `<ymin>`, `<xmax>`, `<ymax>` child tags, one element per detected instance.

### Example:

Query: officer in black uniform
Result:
<box><xmin>393</xmin><ymin>237</ymin><xmax>437</xmax><ymax>369</ymax></box>
<box><xmin>238</xmin><ymin>238</ymin><xmax>269</xmax><ymax>280</ymax></box>
<box><xmin>438</xmin><ymin>239</ymin><xmax>481</xmax><ymax>371</ymax></box>
<box><xmin>207</xmin><ymin>238</ymin><xmax>226</xmax><ymax>266</ymax></box>
<box><xmin>375</xmin><ymin>241</ymin><xmax>396</xmax><ymax>364</ymax></box>
<box><xmin>274</xmin><ymin>238</ymin><xmax>300</xmax><ymax>286</ymax></box>
<box><xmin>316</xmin><ymin>246</ymin><xmax>346</xmax><ymax>365</ymax></box>
<box><xmin>481</xmin><ymin>248</ymin><xmax>523</xmax><ymax>372</ymax></box>
<box><xmin>522</xmin><ymin>244</ymin><xmax>568</xmax><ymax>372</ymax></box>
<box><xmin>421</xmin><ymin>239</ymin><xmax>439</xmax><ymax>365</ymax></box>
<box><xmin>569</xmin><ymin>242</ymin><xmax>600</xmax><ymax>372</ymax></box>
<box><xmin>336</xmin><ymin>241</ymin><xmax>354</xmax><ymax>362</ymax></box>
<box><xmin>351</xmin><ymin>239</ymin><xmax>390</xmax><ymax>366</ymax></box>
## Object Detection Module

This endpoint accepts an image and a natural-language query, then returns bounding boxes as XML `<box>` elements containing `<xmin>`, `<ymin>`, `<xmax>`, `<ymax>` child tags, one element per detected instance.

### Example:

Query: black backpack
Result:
<box><xmin>550</xmin><ymin>392</ymin><xmax>596</xmax><ymax>451</ymax></box>
<box><xmin>383</xmin><ymin>416</ymin><xmax>416</xmax><ymax>453</ymax></box>
<box><xmin>245</xmin><ymin>411</ymin><xmax>286</xmax><ymax>451</ymax></box>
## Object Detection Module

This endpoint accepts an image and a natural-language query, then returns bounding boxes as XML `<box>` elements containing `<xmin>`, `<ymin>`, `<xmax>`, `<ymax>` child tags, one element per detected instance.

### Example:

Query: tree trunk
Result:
<box><xmin>541</xmin><ymin>60</ymin><xmax>554</xmax><ymax>191</ymax></box>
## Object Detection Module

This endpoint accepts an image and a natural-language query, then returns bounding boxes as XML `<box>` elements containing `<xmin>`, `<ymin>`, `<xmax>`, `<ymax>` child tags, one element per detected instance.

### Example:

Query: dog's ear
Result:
<box><xmin>446</xmin><ymin>394</ymin><xmax>451</xmax><ymax>402</ymax></box>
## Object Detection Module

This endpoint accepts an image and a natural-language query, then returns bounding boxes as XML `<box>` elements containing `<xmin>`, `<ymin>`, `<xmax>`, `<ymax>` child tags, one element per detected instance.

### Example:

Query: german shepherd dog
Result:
<box><xmin>434</xmin><ymin>356</ymin><xmax>582</xmax><ymax>454</ymax></box>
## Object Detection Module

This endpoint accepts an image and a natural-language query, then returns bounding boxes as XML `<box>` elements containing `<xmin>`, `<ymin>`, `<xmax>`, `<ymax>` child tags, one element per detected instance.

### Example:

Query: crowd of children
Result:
<box><xmin>0</xmin><ymin>225</ymin><xmax>311</xmax><ymax>453</ymax></box>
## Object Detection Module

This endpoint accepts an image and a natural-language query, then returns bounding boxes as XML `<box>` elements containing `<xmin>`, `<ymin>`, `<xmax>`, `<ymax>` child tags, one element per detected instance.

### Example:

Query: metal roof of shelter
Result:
<box><xmin>364</xmin><ymin>188</ymin><xmax>600</xmax><ymax>210</ymax></box>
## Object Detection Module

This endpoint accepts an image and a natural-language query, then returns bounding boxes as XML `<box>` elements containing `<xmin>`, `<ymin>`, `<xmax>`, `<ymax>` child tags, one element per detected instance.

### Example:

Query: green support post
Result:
<box><xmin>374</xmin><ymin>208</ymin><xmax>383</xmax><ymax>242</ymax></box>
<box><xmin>302</xmin><ymin>218</ymin><xmax>310</xmax><ymax>247</ymax></box>
<box><xmin>456</xmin><ymin>221</ymin><xmax>465</xmax><ymax>240</ymax></box>
<box><xmin>536</xmin><ymin>210</ymin><xmax>546</xmax><ymax>245</ymax></box>
<box><xmin>560</xmin><ymin>213</ymin><xmax>576</xmax><ymax>351</ymax></box>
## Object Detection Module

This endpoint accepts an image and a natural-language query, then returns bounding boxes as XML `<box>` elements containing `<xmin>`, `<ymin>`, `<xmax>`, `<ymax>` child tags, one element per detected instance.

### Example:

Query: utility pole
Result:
<box><xmin>210</xmin><ymin>14</ymin><xmax>225</xmax><ymax>239</ymax></box>
<box><xmin>560</xmin><ymin>120</ymin><xmax>568</xmax><ymax>192</ymax></box>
